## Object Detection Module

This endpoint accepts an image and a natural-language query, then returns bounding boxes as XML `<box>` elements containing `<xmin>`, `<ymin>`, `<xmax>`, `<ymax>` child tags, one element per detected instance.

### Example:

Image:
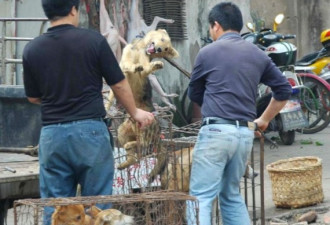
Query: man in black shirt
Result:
<box><xmin>23</xmin><ymin>0</ymin><xmax>154</xmax><ymax>224</ymax></box>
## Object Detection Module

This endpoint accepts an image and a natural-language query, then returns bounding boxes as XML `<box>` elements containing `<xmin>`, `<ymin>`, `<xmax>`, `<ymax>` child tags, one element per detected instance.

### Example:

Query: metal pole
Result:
<box><xmin>251</xmin><ymin>147</ymin><xmax>256</xmax><ymax>225</ymax></box>
<box><xmin>0</xmin><ymin>18</ymin><xmax>48</xmax><ymax>85</ymax></box>
<box><xmin>260</xmin><ymin>137</ymin><xmax>265</xmax><ymax>225</ymax></box>
<box><xmin>1</xmin><ymin>21</ymin><xmax>6</xmax><ymax>84</ymax></box>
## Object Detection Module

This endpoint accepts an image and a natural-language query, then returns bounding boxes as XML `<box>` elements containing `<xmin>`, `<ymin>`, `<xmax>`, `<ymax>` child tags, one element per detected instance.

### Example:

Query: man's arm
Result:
<box><xmin>188</xmin><ymin>53</ymin><xmax>206</xmax><ymax>106</ymax></box>
<box><xmin>256</xmin><ymin>59</ymin><xmax>292</xmax><ymax>131</ymax></box>
<box><xmin>110</xmin><ymin>78</ymin><xmax>154</xmax><ymax>128</ymax></box>
<box><xmin>27</xmin><ymin>97</ymin><xmax>41</xmax><ymax>105</ymax></box>
<box><xmin>254</xmin><ymin>97</ymin><xmax>288</xmax><ymax>131</ymax></box>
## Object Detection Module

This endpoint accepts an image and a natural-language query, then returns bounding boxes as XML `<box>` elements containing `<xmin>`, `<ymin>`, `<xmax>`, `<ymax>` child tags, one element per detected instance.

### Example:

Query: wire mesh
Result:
<box><xmin>14</xmin><ymin>191</ymin><xmax>198</xmax><ymax>225</ymax></box>
<box><xmin>109</xmin><ymin>109</ymin><xmax>174</xmax><ymax>194</ymax></box>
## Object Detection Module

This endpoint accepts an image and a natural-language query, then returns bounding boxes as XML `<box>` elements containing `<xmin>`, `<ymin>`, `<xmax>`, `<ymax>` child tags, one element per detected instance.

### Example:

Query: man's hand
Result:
<box><xmin>254</xmin><ymin>97</ymin><xmax>288</xmax><ymax>136</ymax></box>
<box><xmin>253</xmin><ymin>117</ymin><xmax>269</xmax><ymax>138</ymax></box>
<box><xmin>253</xmin><ymin>117</ymin><xmax>269</xmax><ymax>132</ymax></box>
<box><xmin>132</xmin><ymin>109</ymin><xmax>155</xmax><ymax>129</ymax></box>
<box><xmin>27</xmin><ymin>97</ymin><xmax>41</xmax><ymax>105</ymax></box>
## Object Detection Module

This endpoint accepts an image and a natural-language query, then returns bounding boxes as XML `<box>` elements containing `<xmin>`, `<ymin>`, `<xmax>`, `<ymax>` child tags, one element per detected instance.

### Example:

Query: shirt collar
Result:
<box><xmin>47</xmin><ymin>24</ymin><xmax>75</xmax><ymax>32</ymax></box>
<box><xmin>216</xmin><ymin>32</ymin><xmax>241</xmax><ymax>41</ymax></box>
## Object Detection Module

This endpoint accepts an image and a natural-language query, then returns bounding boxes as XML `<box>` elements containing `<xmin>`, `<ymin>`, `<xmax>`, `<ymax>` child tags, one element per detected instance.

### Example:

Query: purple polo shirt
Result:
<box><xmin>188</xmin><ymin>32</ymin><xmax>292</xmax><ymax>121</ymax></box>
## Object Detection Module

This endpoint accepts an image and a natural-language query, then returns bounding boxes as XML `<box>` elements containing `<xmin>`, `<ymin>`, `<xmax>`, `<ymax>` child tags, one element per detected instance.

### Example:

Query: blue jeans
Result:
<box><xmin>187</xmin><ymin>118</ymin><xmax>254</xmax><ymax>225</ymax></box>
<box><xmin>39</xmin><ymin>118</ymin><xmax>114</xmax><ymax>225</ymax></box>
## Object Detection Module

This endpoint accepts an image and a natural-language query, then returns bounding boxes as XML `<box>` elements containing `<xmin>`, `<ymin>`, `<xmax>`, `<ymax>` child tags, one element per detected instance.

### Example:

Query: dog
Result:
<box><xmin>161</xmin><ymin>147</ymin><xmax>193</xmax><ymax>192</ymax></box>
<box><xmin>51</xmin><ymin>204</ymin><xmax>93</xmax><ymax>225</ymax></box>
<box><xmin>88</xmin><ymin>206</ymin><xmax>134</xmax><ymax>225</ymax></box>
<box><xmin>161</xmin><ymin>147</ymin><xmax>258</xmax><ymax>192</ymax></box>
<box><xmin>115</xmin><ymin>29</ymin><xmax>179</xmax><ymax>182</ymax></box>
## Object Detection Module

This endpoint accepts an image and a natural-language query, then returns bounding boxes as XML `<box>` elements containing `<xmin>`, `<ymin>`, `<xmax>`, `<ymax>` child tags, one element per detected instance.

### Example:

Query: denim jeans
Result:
<box><xmin>39</xmin><ymin>118</ymin><xmax>114</xmax><ymax>225</ymax></box>
<box><xmin>187</xmin><ymin>118</ymin><xmax>254</xmax><ymax>225</ymax></box>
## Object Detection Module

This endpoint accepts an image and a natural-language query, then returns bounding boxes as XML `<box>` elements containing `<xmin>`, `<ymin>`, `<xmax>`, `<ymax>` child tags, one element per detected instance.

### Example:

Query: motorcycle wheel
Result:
<box><xmin>279</xmin><ymin>130</ymin><xmax>295</xmax><ymax>145</ymax></box>
<box><xmin>297</xmin><ymin>76</ymin><xmax>330</xmax><ymax>134</ymax></box>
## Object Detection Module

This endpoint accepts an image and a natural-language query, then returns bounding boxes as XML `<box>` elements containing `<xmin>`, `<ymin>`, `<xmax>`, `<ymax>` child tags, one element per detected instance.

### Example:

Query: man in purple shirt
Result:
<box><xmin>187</xmin><ymin>2</ymin><xmax>292</xmax><ymax>225</ymax></box>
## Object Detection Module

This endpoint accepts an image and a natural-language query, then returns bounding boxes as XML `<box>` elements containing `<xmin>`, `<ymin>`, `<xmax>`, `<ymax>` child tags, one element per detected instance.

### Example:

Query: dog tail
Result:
<box><xmin>147</xmin><ymin>145</ymin><xmax>167</xmax><ymax>184</ymax></box>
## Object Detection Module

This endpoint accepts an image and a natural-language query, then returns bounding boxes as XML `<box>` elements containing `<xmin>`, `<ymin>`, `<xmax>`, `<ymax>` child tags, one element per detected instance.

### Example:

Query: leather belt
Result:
<box><xmin>202</xmin><ymin>118</ymin><xmax>257</xmax><ymax>130</ymax></box>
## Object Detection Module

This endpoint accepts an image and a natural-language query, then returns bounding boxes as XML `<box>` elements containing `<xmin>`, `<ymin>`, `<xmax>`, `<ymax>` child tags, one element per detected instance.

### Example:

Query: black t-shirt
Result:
<box><xmin>23</xmin><ymin>24</ymin><xmax>124</xmax><ymax>125</ymax></box>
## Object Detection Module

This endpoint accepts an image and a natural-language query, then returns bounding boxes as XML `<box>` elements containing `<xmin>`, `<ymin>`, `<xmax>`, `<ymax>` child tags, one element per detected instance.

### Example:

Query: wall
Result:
<box><xmin>1</xmin><ymin>0</ymin><xmax>329</xmax><ymax>122</ymax></box>
<box><xmin>250</xmin><ymin>0</ymin><xmax>330</xmax><ymax>58</ymax></box>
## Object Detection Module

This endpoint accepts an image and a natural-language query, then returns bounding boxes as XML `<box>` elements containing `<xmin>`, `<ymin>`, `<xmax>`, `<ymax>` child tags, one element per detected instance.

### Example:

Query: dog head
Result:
<box><xmin>89</xmin><ymin>206</ymin><xmax>135</xmax><ymax>225</ymax></box>
<box><xmin>51</xmin><ymin>204</ymin><xmax>92</xmax><ymax>225</ymax></box>
<box><xmin>143</xmin><ymin>29</ymin><xmax>179</xmax><ymax>59</ymax></box>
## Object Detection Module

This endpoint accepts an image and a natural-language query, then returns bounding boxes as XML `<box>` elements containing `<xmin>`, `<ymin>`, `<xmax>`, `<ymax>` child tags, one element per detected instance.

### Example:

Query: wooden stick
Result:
<box><xmin>164</xmin><ymin>57</ymin><xmax>191</xmax><ymax>79</ymax></box>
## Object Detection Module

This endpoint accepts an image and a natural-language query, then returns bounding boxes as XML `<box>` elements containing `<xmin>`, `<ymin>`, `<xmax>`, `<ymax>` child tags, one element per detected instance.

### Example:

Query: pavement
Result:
<box><xmin>4</xmin><ymin>125</ymin><xmax>330</xmax><ymax>225</ymax></box>
<box><xmin>259</xmin><ymin>125</ymin><xmax>330</xmax><ymax>224</ymax></box>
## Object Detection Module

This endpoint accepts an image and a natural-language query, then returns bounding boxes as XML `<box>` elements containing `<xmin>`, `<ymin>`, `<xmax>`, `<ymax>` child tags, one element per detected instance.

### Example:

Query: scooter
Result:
<box><xmin>243</xmin><ymin>14</ymin><xmax>309</xmax><ymax>145</ymax></box>
<box><xmin>244</xmin><ymin>15</ymin><xmax>330</xmax><ymax>135</ymax></box>
<box><xmin>295</xmin><ymin>28</ymin><xmax>330</xmax><ymax>82</ymax></box>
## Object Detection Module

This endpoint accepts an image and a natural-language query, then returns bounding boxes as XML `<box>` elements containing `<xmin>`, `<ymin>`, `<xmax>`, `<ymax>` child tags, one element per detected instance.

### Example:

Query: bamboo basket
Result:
<box><xmin>266</xmin><ymin>156</ymin><xmax>323</xmax><ymax>208</ymax></box>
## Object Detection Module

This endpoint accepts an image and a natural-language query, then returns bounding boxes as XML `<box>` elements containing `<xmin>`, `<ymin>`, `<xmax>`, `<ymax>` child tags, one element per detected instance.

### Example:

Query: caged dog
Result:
<box><xmin>88</xmin><ymin>206</ymin><xmax>135</xmax><ymax>225</ymax></box>
<box><xmin>161</xmin><ymin>147</ymin><xmax>258</xmax><ymax>192</ymax></box>
<box><xmin>51</xmin><ymin>204</ymin><xmax>93</xmax><ymax>225</ymax></box>
<box><xmin>113</xmin><ymin>29</ymin><xmax>179</xmax><ymax>181</ymax></box>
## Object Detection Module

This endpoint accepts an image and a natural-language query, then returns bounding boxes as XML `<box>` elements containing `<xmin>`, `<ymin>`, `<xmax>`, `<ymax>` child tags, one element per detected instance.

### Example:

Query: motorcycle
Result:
<box><xmin>244</xmin><ymin>15</ymin><xmax>330</xmax><ymax>135</ymax></box>
<box><xmin>295</xmin><ymin>28</ymin><xmax>330</xmax><ymax>83</ymax></box>
<box><xmin>294</xmin><ymin>29</ymin><xmax>330</xmax><ymax>133</ymax></box>
<box><xmin>242</xmin><ymin>14</ymin><xmax>309</xmax><ymax>145</ymax></box>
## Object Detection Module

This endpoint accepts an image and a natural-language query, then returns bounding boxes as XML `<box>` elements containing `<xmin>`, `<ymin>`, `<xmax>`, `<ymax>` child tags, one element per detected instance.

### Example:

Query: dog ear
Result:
<box><xmin>51</xmin><ymin>207</ymin><xmax>61</xmax><ymax>225</ymax></box>
<box><xmin>157</xmin><ymin>29</ymin><xmax>168</xmax><ymax>34</ymax></box>
<box><xmin>88</xmin><ymin>205</ymin><xmax>102</xmax><ymax>218</ymax></box>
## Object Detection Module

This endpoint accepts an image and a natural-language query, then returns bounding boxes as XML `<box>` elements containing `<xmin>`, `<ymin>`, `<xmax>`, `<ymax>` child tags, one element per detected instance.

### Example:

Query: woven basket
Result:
<box><xmin>266</xmin><ymin>156</ymin><xmax>324</xmax><ymax>208</ymax></box>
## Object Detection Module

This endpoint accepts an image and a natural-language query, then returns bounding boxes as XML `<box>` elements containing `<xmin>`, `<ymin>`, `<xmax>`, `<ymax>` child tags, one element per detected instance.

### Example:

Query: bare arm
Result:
<box><xmin>110</xmin><ymin>79</ymin><xmax>154</xmax><ymax>128</ymax></box>
<box><xmin>254</xmin><ymin>97</ymin><xmax>288</xmax><ymax>131</ymax></box>
<box><xmin>27</xmin><ymin>97</ymin><xmax>41</xmax><ymax>105</ymax></box>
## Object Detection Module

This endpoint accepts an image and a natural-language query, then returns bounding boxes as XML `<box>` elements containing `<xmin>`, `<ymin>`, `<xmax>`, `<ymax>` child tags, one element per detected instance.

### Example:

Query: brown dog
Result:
<box><xmin>89</xmin><ymin>206</ymin><xmax>134</xmax><ymax>225</ymax></box>
<box><xmin>115</xmin><ymin>29</ymin><xmax>179</xmax><ymax>181</ymax></box>
<box><xmin>51</xmin><ymin>204</ymin><xmax>93</xmax><ymax>225</ymax></box>
<box><xmin>161</xmin><ymin>147</ymin><xmax>193</xmax><ymax>192</ymax></box>
<box><xmin>161</xmin><ymin>147</ymin><xmax>257</xmax><ymax>192</ymax></box>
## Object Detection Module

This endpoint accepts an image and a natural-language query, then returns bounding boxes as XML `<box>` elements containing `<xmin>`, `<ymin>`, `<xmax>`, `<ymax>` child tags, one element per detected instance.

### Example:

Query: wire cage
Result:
<box><xmin>108</xmin><ymin>108</ymin><xmax>175</xmax><ymax>194</ymax></box>
<box><xmin>160</xmin><ymin>121</ymin><xmax>266</xmax><ymax>225</ymax></box>
<box><xmin>13</xmin><ymin>191</ymin><xmax>198</xmax><ymax>225</ymax></box>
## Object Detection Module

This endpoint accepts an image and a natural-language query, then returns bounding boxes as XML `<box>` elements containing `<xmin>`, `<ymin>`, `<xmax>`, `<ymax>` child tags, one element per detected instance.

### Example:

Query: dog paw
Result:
<box><xmin>135</xmin><ymin>65</ymin><xmax>144</xmax><ymax>72</ymax></box>
<box><xmin>152</xmin><ymin>61</ymin><xmax>164</xmax><ymax>70</ymax></box>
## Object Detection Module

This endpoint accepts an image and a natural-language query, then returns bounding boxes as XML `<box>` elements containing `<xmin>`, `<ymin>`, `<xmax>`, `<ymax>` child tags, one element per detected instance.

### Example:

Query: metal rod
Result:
<box><xmin>33</xmin><ymin>205</ymin><xmax>38</xmax><ymax>225</ymax></box>
<box><xmin>260</xmin><ymin>137</ymin><xmax>265</xmax><ymax>225</ymax></box>
<box><xmin>0</xmin><ymin>18</ymin><xmax>48</xmax><ymax>22</ymax></box>
<box><xmin>4</xmin><ymin>58</ymin><xmax>22</xmax><ymax>64</ymax></box>
<box><xmin>4</xmin><ymin>37</ymin><xmax>34</xmax><ymax>41</ymax></box>
<box><xmin>0</xmin><ymin>146</ymin><xmax>38</xmax><ymax>155</ymax></box>
<box><xmin>0</xmin><ymin>18</ymin><xmax>48</xmax><ymax>85</ymax></box>
<box><xmin>164</xmin><ymin>57</ymin><xmax>191</xmax><ymax>79</ymax></box>
<box><xmin>244</xmin><ymin>176</ymin><xmax>248</xmax><ymax>206</ymax></box>
<box><xmin>4</xmin><ymin>166</ymin><xmax>16</xmax><ymax>173</ymax></box>
<box><xmin>1</xmin><ymin>21</ymin><xmax>6</xmax><ymax>84</ymax></box>
<box><xmin>14</xmin><ymin>202</ymin><xmax>18</xmax><ymax>225</ymax></box>
<box><xmin>251</xmin><ymin>146</ymin><xmax>256</xmax><ymax>225</ymax></box>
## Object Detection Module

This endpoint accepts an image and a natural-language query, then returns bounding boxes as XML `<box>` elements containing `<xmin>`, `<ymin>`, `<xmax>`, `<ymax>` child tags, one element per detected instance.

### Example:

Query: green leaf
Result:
<box><xmin>300</xmin><ymin>140</ymin><xmax>313</xmax><ymax>145</ymax></box>
<box><xmin>315</xmin><ymin>141</ymin><xmax>323</xmax><ymax>146</ymax></box>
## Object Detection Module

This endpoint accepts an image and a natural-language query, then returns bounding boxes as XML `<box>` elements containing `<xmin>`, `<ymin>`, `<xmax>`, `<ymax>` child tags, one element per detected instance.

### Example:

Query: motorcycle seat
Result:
<box><xmin>296</xmin><ymin>48</ymin><xmax>328</xmax><ymax>66</ymax></box>
<box><xmin>296</xmin><ymin>51</ymin><xmax>320</xmax><ymax>66</ymax></box>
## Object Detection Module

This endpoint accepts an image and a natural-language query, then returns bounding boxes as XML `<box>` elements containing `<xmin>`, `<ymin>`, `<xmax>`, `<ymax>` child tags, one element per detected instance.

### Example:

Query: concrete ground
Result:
<box><xmin>259</xmin><ymin>125</ymin><xmax>330</xmax><ymax>224</ymax></box>
<box><xmin>4</xmin><ymin>125</ymin><xmax>330</xmax><ymax>225</ymax></box>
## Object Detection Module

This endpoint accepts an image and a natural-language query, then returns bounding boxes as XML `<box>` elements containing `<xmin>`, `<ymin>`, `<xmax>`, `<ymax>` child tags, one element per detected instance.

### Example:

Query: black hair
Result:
<box><xmin>208</xmin><ymin>2</ymin><xmax>243</xmax><ymax>32</ymax></box>
<box><xmin>42</xmin><ymin>0</ymin><xmax>80</xmax><ymax>21</ymax></box>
